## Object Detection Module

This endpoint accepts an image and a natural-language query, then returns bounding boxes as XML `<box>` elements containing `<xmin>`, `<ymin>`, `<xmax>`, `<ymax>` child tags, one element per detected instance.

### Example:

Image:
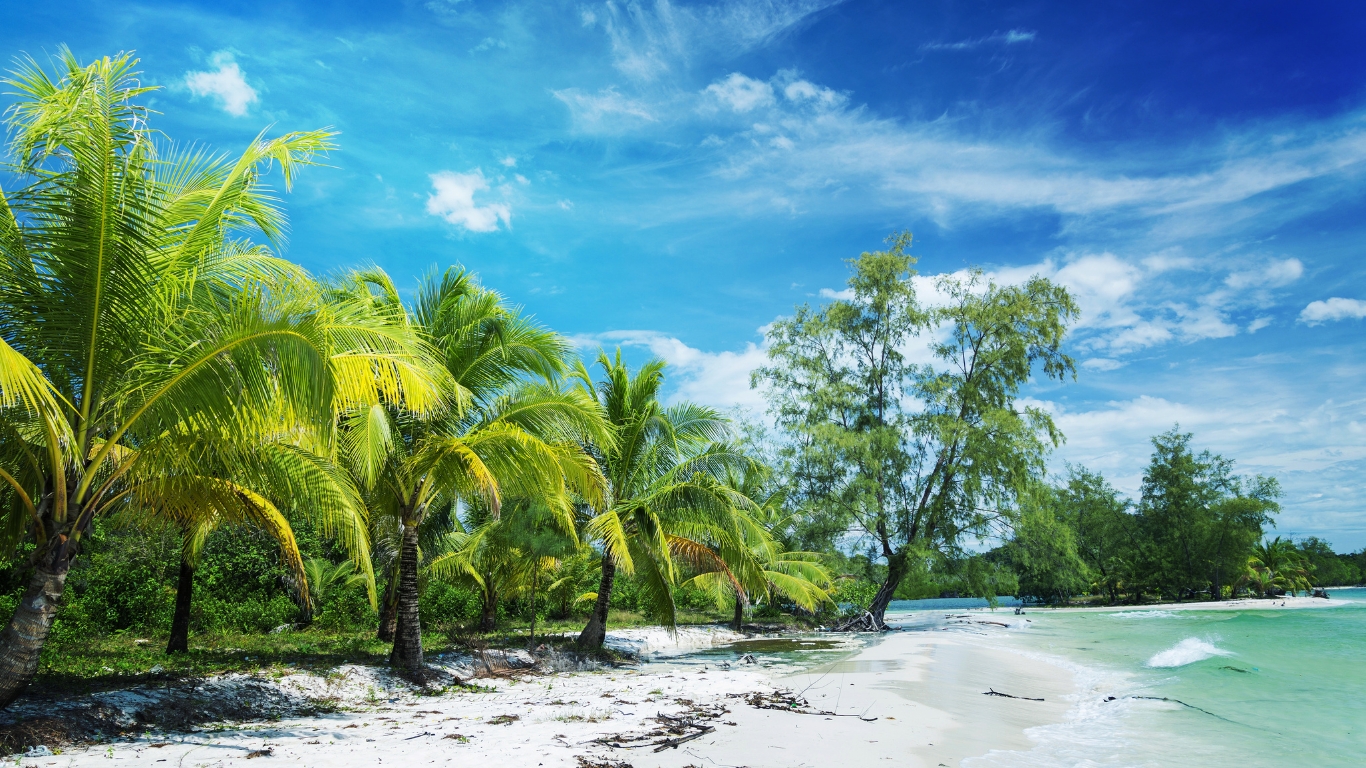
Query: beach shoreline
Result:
<box><xmin>17</xmin><ymin>625</ymin><xmax>1083</xmax><ymax>768</ymax></box>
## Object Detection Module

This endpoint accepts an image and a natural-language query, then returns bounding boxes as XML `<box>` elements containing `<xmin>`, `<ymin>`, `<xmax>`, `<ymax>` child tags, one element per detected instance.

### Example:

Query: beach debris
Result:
<box><xmin>832</xmin><ymin>611</ymin><xmax>890</xmax><ymax>632</ymax></box>
<box><xmin>245</xmin><ymin>747</ymin><xmax>273</xmax><ymax>758</ymax></box>
<box><xmin>487</xmin><ymin>714</ymin><xmax>521</xmax><ymax>725</ymax></box>
<box><xmin>23</xmin><ymin>745</ymin><xmax>53</xmax><ymax>757</ymax></box>
<box><xmin>403</xmin><ymin>731</ymin><xmax>435</xmax><ymax>740</ymax></box>
<box><xmin>590</xmin><ymin>704</ymin><xmax>727</xmax><ymax>751</ymax></box>
<box><xmin>983</xmin><ymin>689</ymin><xmax>1044</xmax><ymax>701</ymax></box>
<box><xmin>442</xmin><ymin>733</ymin><xmax>469</xmax><ymax>742</ymax></box>
<box><xmin>575</xmin><ymin>756</ymin><xmax>634</xmax><ymax>768</ymax></box>
<box><xmin>731</xmin><ymin>689</ymin><xmax>878</xmax><ymax>720</ymax></box>
<box><xmin>739</xmin><ymin>653</ymin><xmax>757</xmax><ymax>664</ymax></box>
<box><xmin>1124</xmin><ymin>695</ymin><xmax>1237</xmax><ymax>723</ymax></box>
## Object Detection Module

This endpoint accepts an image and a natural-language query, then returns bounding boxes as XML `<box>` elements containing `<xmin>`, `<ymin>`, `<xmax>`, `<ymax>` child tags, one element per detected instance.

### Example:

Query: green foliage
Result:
<box><xmin>753</xmin><ymin>233</ymin><xmax>1078</xmax><ymax>618</ymax></box>
<box><xmin>1009</xmin><ymin>504</ymin><xmax>1091</xmax><ymax>604</ymax></box>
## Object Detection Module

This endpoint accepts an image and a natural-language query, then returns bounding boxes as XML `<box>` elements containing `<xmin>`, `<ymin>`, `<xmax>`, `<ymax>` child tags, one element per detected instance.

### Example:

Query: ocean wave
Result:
<box><xmin>1145</xmin><ymin>637</ymin><xmax>1232</xmax><ymax>668</ymax></box>
<box><xmin>1110</xmin><ymin>610</ymin><xmax>1178</xmax><ymax>619</ymax></box>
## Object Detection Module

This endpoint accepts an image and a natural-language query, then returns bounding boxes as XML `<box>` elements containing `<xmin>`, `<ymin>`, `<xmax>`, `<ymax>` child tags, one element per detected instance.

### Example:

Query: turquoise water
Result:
<box><xmin>940</xmin><ymin>589</ymin><xmax>1366</xmax><ymax>767</ymax></box>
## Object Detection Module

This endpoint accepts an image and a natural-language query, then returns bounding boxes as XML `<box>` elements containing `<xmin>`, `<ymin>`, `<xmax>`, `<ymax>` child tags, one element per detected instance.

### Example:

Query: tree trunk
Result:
<box><xmin>166</xmin><ymin>557</ymin><xmax>194</xmax><ymax>653</ymax></box>
<box><xmin>389</xmin><ymin>519</ymin><xmax>423</xmax><ymax>670</ymax></box>
<box><xmin>866</xmin><ymin>552</ymin><xmax>907</xmax><ymax>626</ymax></box>
<box><xmin>479</xmin><ymin>578</ymin><xmax>497</xmax><ymax>632</ymax></box>
<box><xmin>527</xmin><ymin>570</ymin><xmax>538</xmax><ymax>650</ymax></box>
<box><xmin>836</xmin><ymin>550</ymin><xmax>906</xmax><ymax>631</ymax></box>
<box><xmin>377</xmin><ymin>565</ymin><xmax>398</xmax><ymax>642</ymax></box>
<box><xmin>731</xmin><ymin>589</ymin><xmax>746</xmax><ymax>632</ymax></box>
<box><xmin>576</xmin><ymin>556</ymin><xmax>616</xmax><ymax>651</ymax></box>
<box><xmin>0</xmin><ymin>540</ymin><xmax>70</xmax><ymax>707</ymax></box>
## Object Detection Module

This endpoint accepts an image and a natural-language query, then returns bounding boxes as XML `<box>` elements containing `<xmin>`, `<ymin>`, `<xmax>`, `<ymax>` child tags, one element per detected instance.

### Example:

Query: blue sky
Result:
<box><xmin>5</xmin><ymin>1</ymin><xmax>1366</xmax><ymax>548</ymax></box>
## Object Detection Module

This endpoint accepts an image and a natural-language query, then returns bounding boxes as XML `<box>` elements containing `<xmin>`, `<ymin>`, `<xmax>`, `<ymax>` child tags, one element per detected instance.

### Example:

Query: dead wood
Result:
<box><xmin>983</xmin><ymin>688</ymin><xmax>1044</xmax><ymax>701</ymax></box>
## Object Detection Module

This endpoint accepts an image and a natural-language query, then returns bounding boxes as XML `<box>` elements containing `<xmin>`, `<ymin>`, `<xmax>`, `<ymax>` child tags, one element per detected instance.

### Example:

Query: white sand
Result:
<box><xmin>29</xmin><ymin>628</ymin><xmax>1080</xmax><ymax>768</ymax></box>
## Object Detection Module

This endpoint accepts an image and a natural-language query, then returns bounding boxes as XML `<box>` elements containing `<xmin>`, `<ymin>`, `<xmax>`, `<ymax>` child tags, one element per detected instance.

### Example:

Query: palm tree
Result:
<box><xmin>1243</xmin><ymin>537</ymin><xmax>1312</xmax><ymax>597</ymax></box>
<box><xmin>571</xmin><ymin>350</ymin><xmax>753</xmax><ymax>651</ymax></box>
<box><xmin>0</xmin><ymin>51</ymin><xmax>437</xmax><ymax>705</ymax></box>
<box><xmin>679</xmin><ymin>467</ymin><xmax>832</xmax><ymax>630</ymax></box>
<box><xmin>331</xmin><ymin>268</ymin><xmax>609</xmax><ymax>670</ymax></box>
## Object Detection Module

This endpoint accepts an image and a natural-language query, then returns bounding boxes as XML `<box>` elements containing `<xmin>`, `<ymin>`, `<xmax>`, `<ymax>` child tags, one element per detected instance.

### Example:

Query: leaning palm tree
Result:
<box><xmin>0</xmin><ymin>51</ymin><xmax>438</xmax><ymax>705</ymax></box>
<box><xmin>572</xmin><ymin>350</ymin><xmax>754</xmax><ymax>651</ymax></box>
<box><xmin>332</xmin><ymin>267</ymin><xmax>609</xmax><ymax>670</ymax></box>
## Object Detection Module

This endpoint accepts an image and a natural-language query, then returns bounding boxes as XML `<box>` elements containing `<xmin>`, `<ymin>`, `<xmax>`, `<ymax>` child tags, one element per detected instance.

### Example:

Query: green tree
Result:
<box><xmin>0</xmin><ymin>52</ymin><xmax>426</xmax><ymax>704</ymax></box>
<box><xmin>1054</xmin><ymin>466</ymin><xmax>1135</xmax><ymax>604</ymax></box>
<box><xmin>1009</xmin><ymin>503</ymin><xmax>1090</xmax><ymax>604</ymax></box>
<box><xmin>1135</xmin><ymin>429</ymin><xmax>1277</xmax><ymax>600</ymax></box>
<box><xmin>754</xmin><ymin>233</ymin><xmax>1077</xmax><ymax>629</ymax></box>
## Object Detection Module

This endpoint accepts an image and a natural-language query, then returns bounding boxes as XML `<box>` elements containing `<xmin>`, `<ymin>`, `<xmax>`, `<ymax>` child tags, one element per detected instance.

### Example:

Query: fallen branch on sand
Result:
<box><xmin>983</xmin><ymin>689</ymin><xmax>1044</xmax><ymax>701</ymax></box>
<box><xmin>730</xmin><ymin>690</ymin><xmax>878</xmax><ymax>720</ymax></box>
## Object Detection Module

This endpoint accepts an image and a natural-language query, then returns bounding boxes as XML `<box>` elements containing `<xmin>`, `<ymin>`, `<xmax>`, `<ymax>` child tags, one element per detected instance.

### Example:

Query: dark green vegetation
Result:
<box><xmin>0</xmin><ymin>51</ymin><xmax>1357</xmax><ymax>706</ymax></box>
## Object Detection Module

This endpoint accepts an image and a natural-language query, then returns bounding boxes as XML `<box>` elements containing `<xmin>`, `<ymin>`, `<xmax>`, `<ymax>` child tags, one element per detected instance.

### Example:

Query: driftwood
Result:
<box><xmin>730</xmin><ymin>690</ymin><xmax>878</xmax><ymax>721</ymax></box>
<box><xmin>650</xmin><ymin>725</ymin><xmax>715</xmax><ymax>752</ymax></box>
<box><xmin>591</xmin><ymin>706</ymin><xmax>725</xmax><ymax>751</ymax></box>
<box><xmin>832</xmin><ymin>611</ymin><xmax>890</xmax><ymax>632</ymax></box>
<box><xmin>1121</xmin><ymin>695</ymin><xmax>1234</xmax><ymax>723</ymax></box>
<box><xmin>983</xmin><ymin>688</ymin><xmax>1044</xmax><ymax>701</ymax></box>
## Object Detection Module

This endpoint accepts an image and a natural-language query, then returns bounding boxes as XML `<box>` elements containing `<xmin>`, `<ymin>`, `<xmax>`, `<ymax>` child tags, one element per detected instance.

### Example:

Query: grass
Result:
<box><xmin>32</xmin><ymin>607</ymin><xmax>774</xmax><ymax>692</ymax></box>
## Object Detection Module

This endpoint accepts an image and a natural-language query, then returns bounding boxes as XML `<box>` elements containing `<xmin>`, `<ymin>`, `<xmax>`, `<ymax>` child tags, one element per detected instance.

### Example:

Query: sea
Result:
<box><xmin>884</xmin><ymin>589</ymin><xmax>1366</xmax><ymax>767</ymax></box>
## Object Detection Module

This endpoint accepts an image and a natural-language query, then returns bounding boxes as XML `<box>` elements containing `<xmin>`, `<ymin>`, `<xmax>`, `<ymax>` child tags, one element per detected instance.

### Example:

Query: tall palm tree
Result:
<box><xmin>331</xmin><ymin>267</ymin><xmax>609</xmax><ymax>670</ymax></box>
<box><xmin>0</xmin><ymin>51</ymin><xmax>437</xmax><ymax>705</ymax></box>
<box><xmin>571</xmin><ymin>350</ymin><xmax>753</xmax><ymax>651</ymax></box>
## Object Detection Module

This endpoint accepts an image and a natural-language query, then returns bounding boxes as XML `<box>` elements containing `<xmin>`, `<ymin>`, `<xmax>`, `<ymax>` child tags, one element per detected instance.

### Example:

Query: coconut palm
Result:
<box><xmin>1243</xmin><ymin>537</ymin><xmax>1312</xmax><ymax>597</ymax></box>
<box><xmin>680</xmin><ymin>467</ymin><xmax>832</xmax><ymax>630</ymax></box>
<box><xmin>331</xmin><ymin>267</ymin><xmax>609</xmax><ymax>670</ymax></box>
<box><xmin>571</xmin><ymin>350</ymin><xmax>754</xmax><ymax>651</ymax></box>
<box><xmin>0</xmin><ymin>51</ymin><xmax>438</xmax><ymax>705</ymax></box>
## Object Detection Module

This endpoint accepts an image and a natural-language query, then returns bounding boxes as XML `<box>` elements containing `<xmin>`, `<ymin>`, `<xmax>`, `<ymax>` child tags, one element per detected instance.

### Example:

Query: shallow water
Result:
<box><xmin>961</xmin><ymin>588</ymin><xmax>1366</xmax><ymax>767</ymax></box>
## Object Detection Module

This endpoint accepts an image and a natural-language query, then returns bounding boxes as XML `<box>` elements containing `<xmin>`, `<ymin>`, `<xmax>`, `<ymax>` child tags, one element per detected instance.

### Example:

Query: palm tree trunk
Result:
<box><xmin>731</xmin><ymin>589</ymin><xmax>746</xmax><ymax>632</ymax></box>
<box><xmin>377</xmin><ymin>566</ymin><xmax>398</xmax><ymax>642</ymax></box>
<box><xmin>576</xmin><ymin>556</ymin><xmax>616</xmax><ymax>651</ymax></box>
<box><xmin>528</xmin><ymin>570</ymin><xmax>538</xmax><ymax>650</ymax></box>
<box><xmin>0</xmin><ymin>540</ymin><xmax>70</xmax><ymax>707</ymax></box>
<box><xmin>389</xmin><ymin>518</ymin><xmax>423</xmax><ymax>670</ymax></box>
<box><xmin>166</xmin><ymin>557</ymin><xmax>194</xmax><ymax>653</ymax></box>
<box><xmin>479</xmin><ymin>578</ymin><xmax>497</xmax><ymax>632</ymax></box>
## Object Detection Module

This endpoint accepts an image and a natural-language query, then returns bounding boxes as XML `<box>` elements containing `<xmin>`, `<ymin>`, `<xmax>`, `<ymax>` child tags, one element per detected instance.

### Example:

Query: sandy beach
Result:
<box><xmin>20</xmin><ymin>624</ymin><xmax>1080</xmax><ymax>768</ymax></box>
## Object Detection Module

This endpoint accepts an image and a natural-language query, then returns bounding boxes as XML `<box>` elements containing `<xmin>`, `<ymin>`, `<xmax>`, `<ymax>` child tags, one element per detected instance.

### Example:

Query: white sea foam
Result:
<box><xmin>1145</xmin><ymin>637</ymin><xmax>1231</xmax><ymax>668</ymax></box>
<box><xmin>1109</xmin><ymin>610</ymin><xmax>1178</xmax><ymax>619</ymax></box>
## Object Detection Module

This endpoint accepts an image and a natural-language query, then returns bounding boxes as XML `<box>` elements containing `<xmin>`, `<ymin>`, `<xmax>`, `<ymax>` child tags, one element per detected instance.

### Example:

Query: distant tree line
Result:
<box><xmin>1004</xmin><ymin>428</ymin><xmax>1363</xmax><ymax>604</ymax></box>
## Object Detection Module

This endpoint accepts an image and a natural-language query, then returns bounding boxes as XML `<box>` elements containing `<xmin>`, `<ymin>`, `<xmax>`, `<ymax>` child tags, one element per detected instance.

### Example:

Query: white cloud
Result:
<box><xmin>184</xmin><ymin>52</ymin><xmax>258</xmax><ymax>117</ymax></box>
<box><xmin>1082</xmin><ymin>358</ymin><xmax>1125</xmax><ymax>371</ymax></box>
<box><xmin>575</xmin><ymin>330</ymin><xmax>768</xmax><ymax>409</ymax></box>
<box><xmin>425</xmin><ymin>169</ymin><xmax>511</xmax><ymax>232</ymax></box>
<box><xmin>1300</xmin><ymin>297</ymin><xmax>1366</xmax><ymax>325</ymax></box>
<box><xmin>500</xmin><ymin>155</ymin><xmax>517</xmax><ymax>167</ymax></box>
<box><xmin>553</xmin><ymin>87</ymin><xmax>656</xmax><ymax>132</ymax></box>
<box><xmin>1248</xmin><ymin>316</ymin><xmax>1273</xmax><ymax>333</ymax></box>
<box><xmin>470</xmin><ymin>37</ymin><xmax>507</xmax><ymax>53</ymax></box>
<box><xmin>1225</xmin><ymin>258</ymin><xmax>1303</xmax><ymax>289</ymax></box>
<box><xmin>705</xmin><ymin>73</ymin><xmax>775</xmax><ymax>113</ymax></box>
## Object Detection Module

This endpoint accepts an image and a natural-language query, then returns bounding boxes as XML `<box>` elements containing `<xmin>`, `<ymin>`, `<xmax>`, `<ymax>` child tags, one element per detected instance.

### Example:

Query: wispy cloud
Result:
<box><xmin>921</xmin><ymin>29</ymin><xmax>1037</xmax><ymax>51</ymax></box>
<box><xmin>591</xmin><ymin>0</ymin><xmax>843</xmax><ymax>81</ymax></box>
<box><xmin>553</xmin><ymin>86</ymin><xmax>656</xmax><ymax>132</ymax></box>
<box><xmin>425</xmin><ymin>169</ymin><xmax>511</xmax><ymax>232</ymax></box>
<box><xmin>184</xmin><ymin>51</ymin><xmax>257</xmax><ymax>116</ymax></box>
